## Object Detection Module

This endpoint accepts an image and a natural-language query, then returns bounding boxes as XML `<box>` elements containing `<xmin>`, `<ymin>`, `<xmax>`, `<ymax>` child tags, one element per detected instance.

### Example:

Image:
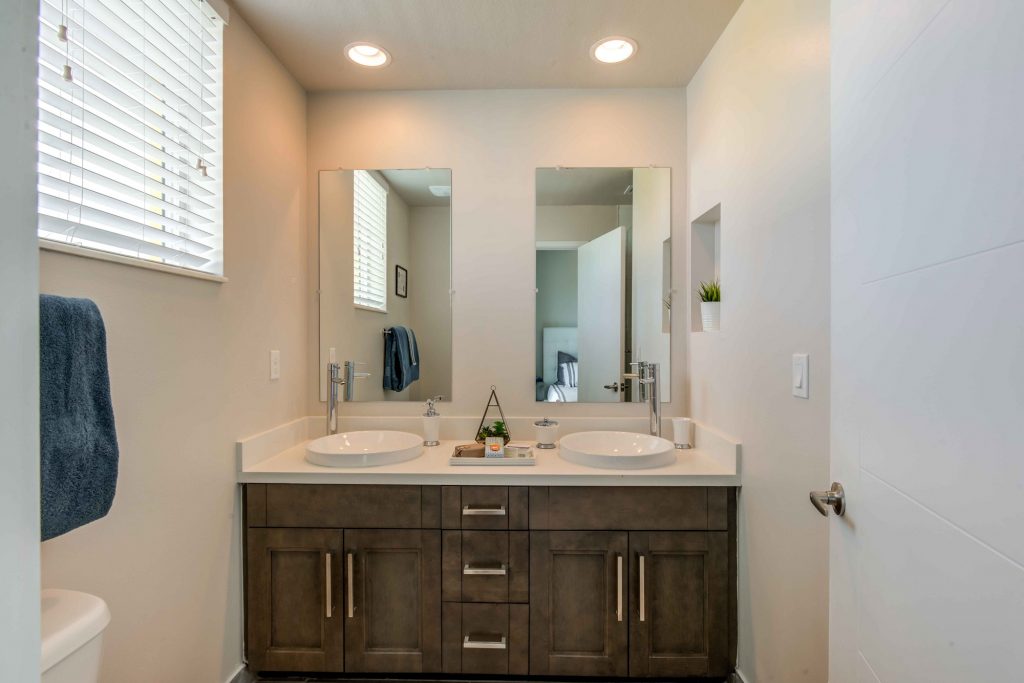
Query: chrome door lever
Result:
<box><xmin>810</xmin><ymin>482</ymin><xmax>846</xmax><ymax>517</ymax></box>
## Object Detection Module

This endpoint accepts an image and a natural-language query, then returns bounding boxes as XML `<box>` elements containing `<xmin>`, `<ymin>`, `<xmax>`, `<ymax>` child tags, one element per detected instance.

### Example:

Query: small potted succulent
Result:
<box><xmin>698</xmin><ymin>279</ymin><xmax>721</xmax><ymax>332</ymax></box>
<box><xmin>476</xmin><ymin>420</ymin><xmax>510</xmax><ymax>445</ymax></box>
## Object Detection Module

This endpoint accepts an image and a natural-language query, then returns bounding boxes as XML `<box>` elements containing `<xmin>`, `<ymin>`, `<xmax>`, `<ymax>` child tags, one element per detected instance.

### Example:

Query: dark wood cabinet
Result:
<box><xmin>629</xmin><ymin>531</ymin><xmax>731</xmax><ymax>677</ymax></box>
<box><xmin>245</xmin><ymin>484</ymin><xmax>736</xmax><ymax>679</ymax></box>
<box><xmin>344</xmin><ymin>529</ymin><xmax>442</xmax><ymax>673</ymax></box>
<box><xmin>529</xmin><ymin>530</ymin><xmax>630</xmax><ymax>676</ymax></box>
<box><xmin>246</xmin><ymin>528</ymin><xmax>344</xmax><ymax>673</ymax></box>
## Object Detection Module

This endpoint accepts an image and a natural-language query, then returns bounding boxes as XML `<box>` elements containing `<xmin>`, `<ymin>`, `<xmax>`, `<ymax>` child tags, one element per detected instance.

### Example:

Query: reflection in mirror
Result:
<box><xmin>535</xmin><ymin>167</ymin><xmax>671</xmax><ymax>404</ymax></box>
<box><xmin>320</xmin><ymin>169</ymin><xmax>452</xmax><ymax>402</ymax></box>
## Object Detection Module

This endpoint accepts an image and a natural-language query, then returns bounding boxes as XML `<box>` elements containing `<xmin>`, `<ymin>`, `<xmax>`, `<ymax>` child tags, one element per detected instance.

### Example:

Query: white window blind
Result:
<box><xmin>353</xmin><ymin>170</ymin><xmax>388</xmax><ymax>311</ymax></box>
<box><xmin>37</xmin><ymin>0</ymin><xmax>225</xmax><ymax>277</ymax></box>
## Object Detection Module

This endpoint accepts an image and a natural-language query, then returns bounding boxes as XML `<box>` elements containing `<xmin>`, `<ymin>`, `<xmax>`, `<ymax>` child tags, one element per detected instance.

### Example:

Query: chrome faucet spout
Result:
<box><xmin>327</xmin><ymin>360</ymin><xmax>370</xmax><ymax>435</ymax></box>
<box><xmin>627</xmin><ymin>361</ymin><xmax>661</xmax><ymax>437</ymax></box>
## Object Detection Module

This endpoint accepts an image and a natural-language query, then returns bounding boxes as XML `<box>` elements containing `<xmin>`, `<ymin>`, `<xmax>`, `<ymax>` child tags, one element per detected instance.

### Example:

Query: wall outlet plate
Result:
<box><xmin>270</xmin><ymin>349</ymin><xmax>281</xmax><ymax>380</ymax></box>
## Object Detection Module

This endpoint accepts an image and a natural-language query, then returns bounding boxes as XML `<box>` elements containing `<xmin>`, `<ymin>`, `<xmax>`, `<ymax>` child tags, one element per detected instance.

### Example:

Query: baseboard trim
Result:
<box><xmin>730</xmin><ymin>668</ymin><xmax>751</xmax><ymax>683</ymax></box>
<box><xmin>227</xmin><ymin>665</ymin><xmax>253</xmax><ymax>683</ymax></box>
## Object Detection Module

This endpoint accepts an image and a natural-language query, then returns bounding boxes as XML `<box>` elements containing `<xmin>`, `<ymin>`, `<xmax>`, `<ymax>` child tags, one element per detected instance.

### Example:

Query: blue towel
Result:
<box><xmin>39</xmin><ymin>295</ymin><xmax>119</xmax><ymax>541</ymax></box>
<box><xmin>384</xmin><ymin>326</ymin><xmax>420</xmax><ymax>392</ymax></box>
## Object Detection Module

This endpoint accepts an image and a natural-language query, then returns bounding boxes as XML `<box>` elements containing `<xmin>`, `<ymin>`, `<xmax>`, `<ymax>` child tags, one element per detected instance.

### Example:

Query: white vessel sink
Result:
<box><xmin>305</xmin><ymin>430</ymin><xmax>423</xmax><ymax>467</ymax></box>
<box><xmin>558</xmin><ymin>431</ymin><xmax>677</xmax><ymax>469</ymax></box>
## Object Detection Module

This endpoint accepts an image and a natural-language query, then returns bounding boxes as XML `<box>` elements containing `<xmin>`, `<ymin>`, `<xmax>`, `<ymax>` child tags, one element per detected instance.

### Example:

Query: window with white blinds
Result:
<box><xmin>353</xmin><ymin>170</ymin><xmax>388</xmax><ymax>311</ymax></box>
<box><xmin>37</xmin><ymin>0</ymin><xmax>225</xmax><ymax>277</ymax></box>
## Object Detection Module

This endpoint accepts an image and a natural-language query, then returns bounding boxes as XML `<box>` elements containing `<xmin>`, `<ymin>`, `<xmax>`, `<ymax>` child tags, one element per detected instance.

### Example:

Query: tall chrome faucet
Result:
<box><xmin>327</xmin><ymin>361</ymin><xmax>370</xmax><ymax>435</ymax></box>
<box><xmin>625</xmin><ymin>361</ymin><xmax>661</xmax><ymax>437</ymax></box>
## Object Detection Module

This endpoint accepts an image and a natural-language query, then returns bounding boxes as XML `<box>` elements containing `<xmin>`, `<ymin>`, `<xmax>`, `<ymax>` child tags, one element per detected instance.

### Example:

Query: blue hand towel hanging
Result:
<box><xmin>39</xmin><ymin>295</ymin><xmax>119</xmax><ymax>541</ymax></box>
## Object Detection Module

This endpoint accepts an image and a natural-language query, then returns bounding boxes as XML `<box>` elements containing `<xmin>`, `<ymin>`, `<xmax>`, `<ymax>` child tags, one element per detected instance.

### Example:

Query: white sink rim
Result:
<box><xmin>305</xmin><ymin>430</ymin><xmax>423</xmax><ymax>468</ymax></box>
<box><xmin>558</xmin><ymin>430</ymin><xmax>677</xmax><ymax>470</ymax></box>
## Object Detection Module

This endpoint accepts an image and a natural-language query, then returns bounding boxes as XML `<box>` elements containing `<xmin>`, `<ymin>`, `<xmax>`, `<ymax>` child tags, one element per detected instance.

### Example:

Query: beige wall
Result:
<box><xmin>0</xmin><ymin>1</ymin><xmax>41</xmax><ymax>679</ymax></box>
<box><xmin>686</xmin><ymin>0</ymin><xmax>831</xmax><ymax>680</ymax></box>
<box><xmin>408</xmin><ymin>206</ymin><xmax>453</xmax><ymax>402</ymax></box>
<box><xmin>38</xmin><ymin>11</ymin><xmax>308</xmax><ymax>683</ymax></box>
<box><xmin>536</xmin><ymin>204</ymin><xmax>619</xmax><ymax>242</ymax></box>
<box><xmin>307</xmin><ymin>89</ymin><xmax>688</xmax><ymax>420</ymax></box>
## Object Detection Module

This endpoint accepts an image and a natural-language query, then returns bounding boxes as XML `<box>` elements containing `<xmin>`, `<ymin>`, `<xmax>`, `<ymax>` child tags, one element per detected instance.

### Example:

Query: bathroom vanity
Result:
<box><xmin>240</xmin><ymin>427</ymin><xmax>739</xmax><ymax>681</ymax></box>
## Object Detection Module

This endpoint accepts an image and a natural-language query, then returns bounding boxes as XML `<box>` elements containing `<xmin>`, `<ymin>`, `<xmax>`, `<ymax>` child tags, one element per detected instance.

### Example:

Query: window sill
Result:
<box><xmin>39</xmin><ymin>240</ymin><xmax>228</xmax><ymax>284</ymax></box>
<box><xmin>354</xmin><ymin>303</ymin><xmax>388</xmax><ymax>314</ymax></box>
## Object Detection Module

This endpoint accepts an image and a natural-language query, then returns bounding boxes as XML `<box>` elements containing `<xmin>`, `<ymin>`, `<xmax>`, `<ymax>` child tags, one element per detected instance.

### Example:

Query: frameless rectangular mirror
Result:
<box><xmin>535</xmin><ymin>167</ymin><xmax>671</xmax><ymax>403</ymax></box>
<box><xmin>319</xmin><ymin>169</ymin><xmax>452</xmax><ymax>402</ymax></box>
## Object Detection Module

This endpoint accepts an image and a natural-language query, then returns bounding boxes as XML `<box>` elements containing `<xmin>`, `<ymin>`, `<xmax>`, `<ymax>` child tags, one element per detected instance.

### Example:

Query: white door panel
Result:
<box><xmin>831</xmin><ymin>1</ymin><xmax>1024</xmax><ymax>681</ymax></box>
<box><xmin>577</xmin><ymin>226</ymin><xmax>625</xmax><ymax>402</ymax></box>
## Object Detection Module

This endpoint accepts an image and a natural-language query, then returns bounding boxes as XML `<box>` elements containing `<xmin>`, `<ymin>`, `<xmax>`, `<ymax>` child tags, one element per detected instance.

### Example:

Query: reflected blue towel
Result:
<box><xmin>384</xmin><ymin>326</ymin><xmax>420</xmax><ymax>391</ymax></box>
<box><xmin>40</xmin><ymin>295</ymin><xmax>119</xmax><ymax>541</ymax></box>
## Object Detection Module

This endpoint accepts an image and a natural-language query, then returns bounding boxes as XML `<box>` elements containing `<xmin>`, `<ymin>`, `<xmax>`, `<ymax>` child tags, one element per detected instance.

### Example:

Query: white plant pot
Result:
<box><xmin>700</xmin><ymin>301</ymin><xmax>720</xmax><ymax>331</ymax></box>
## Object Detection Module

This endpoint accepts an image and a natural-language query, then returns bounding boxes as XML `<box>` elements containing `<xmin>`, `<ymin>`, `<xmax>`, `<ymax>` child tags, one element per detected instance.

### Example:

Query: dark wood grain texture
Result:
<box><xmin>530</xmin><ymin>530</ymin><xmax>629</xmax><ymax>676</ymax></box>
<box><xmin>344</xmin><ymin>529</ymin><xmax>442</xmax><ymax>673</ymax></box>
<box><xmin>246</xmin><ymin>528</ymin><xmax>343</xmax><ymax>673</ymax></box>
<box><xmin>421</xmin><ymin>485</ymin><xmax>441</xmax><ymax>528</ymax></box>
<box><xmin>629</xmin><ymin>531</ymin><xmax>730</xmax><ymax>677</ymax></box>
<box><xmin>265</xmin><ymin>485</ymin><xmax>421</xmax><ymax>528</ymax></box>
<box><xmin>536</xmin><ymin>487</ymin><xmax>711</xmax><ymax>530</ymax></box>
<box><xmin>245</xmin><ymin>483</ymin><xmax>267</xmax><ymax>528</ymax></box>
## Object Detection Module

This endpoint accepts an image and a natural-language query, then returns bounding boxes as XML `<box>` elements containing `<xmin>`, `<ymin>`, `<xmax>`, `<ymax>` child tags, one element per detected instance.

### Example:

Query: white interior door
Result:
<box><xmin>577</xmin><ymin>226</ymin><xmax>625</xmax><ymax>402</ymax></box>
<box><xmin>830</xmin><ymin>3</ymin><xmax>1024</xmax><ymax>682</ymax></box>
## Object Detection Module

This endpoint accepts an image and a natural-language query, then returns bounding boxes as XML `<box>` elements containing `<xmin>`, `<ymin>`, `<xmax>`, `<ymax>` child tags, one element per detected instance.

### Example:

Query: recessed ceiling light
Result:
<box><xmin>590</xmin><ymin>36</ymin><xmax>637</xmax><ymax>64</ymax></box>
<box><xmin>345</xmin><ymin>42</ymin><xmax>391</xmax><ymax>67</ymax></box>
<box><xmin>428</xmin><ymin>185</ymin><xmax>451</xmax><ymax>198</ymax></box>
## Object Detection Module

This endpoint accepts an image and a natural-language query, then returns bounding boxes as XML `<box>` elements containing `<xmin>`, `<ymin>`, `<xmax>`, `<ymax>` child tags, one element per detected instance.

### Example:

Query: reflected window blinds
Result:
<box><xmin>353</xmin><ymin>170</ymin><xmax>388</xmax><ymax>311</ymax></box>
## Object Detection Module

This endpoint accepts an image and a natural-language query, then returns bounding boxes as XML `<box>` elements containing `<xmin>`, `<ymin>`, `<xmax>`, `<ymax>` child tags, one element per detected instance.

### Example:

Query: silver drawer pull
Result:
<box><xmin>463</xmin><ymin>634</ymin><xmax>507</xmax><ymax>650</ymax></box>
<box><xmin>462</xmin><ymin>504</ymin><xmax>506</xmax><ymax>516</ymax></box>
<box><xmin>463</xmin><ymin>562</ymin><xmax>507</xmax><ymax>576</ymax></box>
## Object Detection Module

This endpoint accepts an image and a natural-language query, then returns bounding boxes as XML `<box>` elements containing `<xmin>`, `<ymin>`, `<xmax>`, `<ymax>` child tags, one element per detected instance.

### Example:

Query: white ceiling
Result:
<box><xmin>231</xmin><ymin>0</ymin><xmax>743</xmax><ymax>91</ymax></box>
<box><xmin>536</xmin><ymin>167</ymin><xmax>635</xmax><ymax>206</ymax></box>
<box><xmin>379</xmin><ymin>168</ymin><xmax>452</xmax><ymax>207</ymax></box>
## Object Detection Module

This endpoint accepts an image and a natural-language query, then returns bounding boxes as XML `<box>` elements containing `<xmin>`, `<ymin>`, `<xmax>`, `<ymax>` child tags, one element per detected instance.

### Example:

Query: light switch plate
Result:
<box><xmin>792</xmin><ymin>353</ymin><xmax>809</xmax><ymax>398</ymax></box>
<box><xmin>269</xmin><ymin>349</ymin><xmax>280</xmax><ymax>380</ymax></box>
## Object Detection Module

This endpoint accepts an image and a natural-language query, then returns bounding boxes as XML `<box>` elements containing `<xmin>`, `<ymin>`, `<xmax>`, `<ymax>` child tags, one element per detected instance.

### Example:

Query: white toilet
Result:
<box><xmin>41</xmin><ymin>589</ymin><xmax>110</xmax><ymax>683</ymax></box>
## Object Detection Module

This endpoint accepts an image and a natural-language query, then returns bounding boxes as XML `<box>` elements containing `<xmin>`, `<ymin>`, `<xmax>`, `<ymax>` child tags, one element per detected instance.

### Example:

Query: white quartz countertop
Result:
<box><xmin>237</xmin><ymin>417</ymin><xmax>741</xmax><ymax>487</ymax></box>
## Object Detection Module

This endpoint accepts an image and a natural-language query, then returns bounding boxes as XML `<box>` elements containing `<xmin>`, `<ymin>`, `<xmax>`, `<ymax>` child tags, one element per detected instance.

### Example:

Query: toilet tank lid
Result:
<box><xmin>41</xmin><ymin>589</ymin><xmax>111</xmax><ymax>673</ymax></box>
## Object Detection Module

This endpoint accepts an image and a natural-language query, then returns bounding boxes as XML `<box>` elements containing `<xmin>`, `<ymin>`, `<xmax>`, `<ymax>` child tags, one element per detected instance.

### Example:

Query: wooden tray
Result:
<box><xmin>449</xmin><ymin>443</ymin><xmax>536</xmax><ymax>466</ymax></box>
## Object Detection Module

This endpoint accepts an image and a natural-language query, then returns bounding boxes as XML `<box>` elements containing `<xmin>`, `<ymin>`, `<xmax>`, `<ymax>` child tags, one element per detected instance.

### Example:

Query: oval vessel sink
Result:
<box><xmin>558</xmin><ymin>430</ymin><xmax>676</xmax><ymax>469</ymax></box>
<box><xmin>305</xmin><ymin>430</ymin><xmax>423</xmax><ymax>467</ymax></box>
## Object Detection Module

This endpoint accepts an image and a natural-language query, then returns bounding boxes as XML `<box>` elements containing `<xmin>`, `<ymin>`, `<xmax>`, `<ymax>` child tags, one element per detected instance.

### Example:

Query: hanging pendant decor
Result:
<box><xmin>475</xmin><ymin>385</ymin><xmax>511</xmax><ymax>444</ymax></box>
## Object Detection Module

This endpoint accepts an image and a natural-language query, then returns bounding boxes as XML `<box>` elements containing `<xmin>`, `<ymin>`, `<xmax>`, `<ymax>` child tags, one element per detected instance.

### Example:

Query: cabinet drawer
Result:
<box><xmin>529</xmin><ymin>486</ymin><xmax>728</xmax><ymax>530</ymax></box>
<box><xmin>442</xmin><ymin>603</ymin><xmax>528</xmax><ymax>675</ymax></box>
<box><xmin>442</xmin><ymin>486</ymin><xmax>528</xmax><ymax>530</ymax></box>
<box><xmin>442</xmin><ymin>531</ymin><xmax>529</xmax><ymax>603</ymax></box>
<box><xmin>261</xmin><ymin>484</ymin><xmax>423</xmax><ymax>528</ymax></box>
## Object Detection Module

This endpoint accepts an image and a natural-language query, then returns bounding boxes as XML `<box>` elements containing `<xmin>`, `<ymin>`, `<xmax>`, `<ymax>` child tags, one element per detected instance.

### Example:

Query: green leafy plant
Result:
<box><xmin>477</xmin><ymin>420</ymin><xmax>509</xmax><ymax>442</ymax></box>
<box><xmin>698</xmin><ymin>279</ymin><xmax>721</xmax><ymax>303</ymax></box>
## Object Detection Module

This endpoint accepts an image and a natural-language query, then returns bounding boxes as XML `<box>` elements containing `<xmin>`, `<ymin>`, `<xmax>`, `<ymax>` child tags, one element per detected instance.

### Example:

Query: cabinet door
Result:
<box><xmin>344</xmin><ymin>529</ymin><xmax>442</xmax><ymax>673</ymax></box>
<box><xmin>629</xmin><ymin>531</ymin><xmax>730</xmax><ymax>677</ymax></box>
<box><xmin>529</xmin><ymin>531</ymin><xmax>629</xmax><ymax>676</ymax></box>
<box><xmin>246</xmin><ymin>528</ymin><xmax>343</xmax><ymax>673</ymax></box>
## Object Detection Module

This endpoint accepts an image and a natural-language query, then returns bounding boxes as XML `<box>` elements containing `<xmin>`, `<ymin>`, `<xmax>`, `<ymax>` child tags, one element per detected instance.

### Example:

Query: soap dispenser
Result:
<box><xmin>423</xmin><ymin>396</ymin><xmax>443</xmax><ymax>447</ymax></box>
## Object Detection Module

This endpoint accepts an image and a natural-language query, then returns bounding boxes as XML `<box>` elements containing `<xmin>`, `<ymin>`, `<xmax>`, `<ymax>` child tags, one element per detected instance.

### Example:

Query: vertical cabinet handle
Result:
<box><xmin>638</xmin><ymin>554</ymin><xmax>646</xmax><ymax>623</ymax></box>
<box><xmin>616</xmin><ymin>554</ymin><xmax>623</xmax><ymax>622</ymax></box>
<box><xmin>346</xmin><ymin>552</ymin><xmax>355</xmax><ymax>618</ymax></box>
<box><xmin>325</xmin><ymin>552</ymin><xmax>333</xmax><ymax>619</ymax></box>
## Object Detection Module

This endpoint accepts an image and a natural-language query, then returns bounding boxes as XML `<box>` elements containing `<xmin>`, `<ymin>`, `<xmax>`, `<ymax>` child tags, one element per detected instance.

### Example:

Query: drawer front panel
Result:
<box><xmin>442</xmin><ymin>603</ymin><xmax>528</xmax><ymax>675</ymax></box>
<box><xmin>442</xmin><ymin>486</ymin><xmax>529</xmax><ymax>530</ymax></box>
<box><xmin>264</xmin><ymin>484</ymin><xmax>422</xmax><ymax>528</ymax></box>
<box><xmin>442</xmin><ymin>531</ymin><xmax>529</xmax><ymax>603</ymax></box>
<box><xmin>530</xmin><ymin>486</ymin><xmax>725</xmax><ymax>530</ymax></box>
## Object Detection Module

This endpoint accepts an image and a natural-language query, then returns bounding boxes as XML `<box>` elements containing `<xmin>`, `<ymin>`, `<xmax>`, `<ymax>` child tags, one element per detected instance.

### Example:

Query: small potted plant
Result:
<box><xmin>477</xmin><ymin>420</ymin><xmax>510</xmax><ymax>444</ymax></box>
<box><xmin>698</xmin><ymin>279</ymin><xmax>720</xmax><ymax>331</ymax></box>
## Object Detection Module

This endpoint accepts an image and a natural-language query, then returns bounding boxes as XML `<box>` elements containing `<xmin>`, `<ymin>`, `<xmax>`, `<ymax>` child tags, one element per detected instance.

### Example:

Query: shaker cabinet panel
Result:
<box><xmin>629</xmin><ymin>531</ymin><xmax>731</xmax><ymax>678</ymax></box>
<box><xmin>344</xmin><ymin>529</ymin><xmax>442</xmax><ymax>673</ymax></box>
<box><xmin>246</xmin><ymin>528</ymin><xmax>344</xmax><ymax>673</ymax></box>
<box><xmin>529</xmin><ymin>531</ymin><xmax>629</xmax><ymax>676</ymax></box>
